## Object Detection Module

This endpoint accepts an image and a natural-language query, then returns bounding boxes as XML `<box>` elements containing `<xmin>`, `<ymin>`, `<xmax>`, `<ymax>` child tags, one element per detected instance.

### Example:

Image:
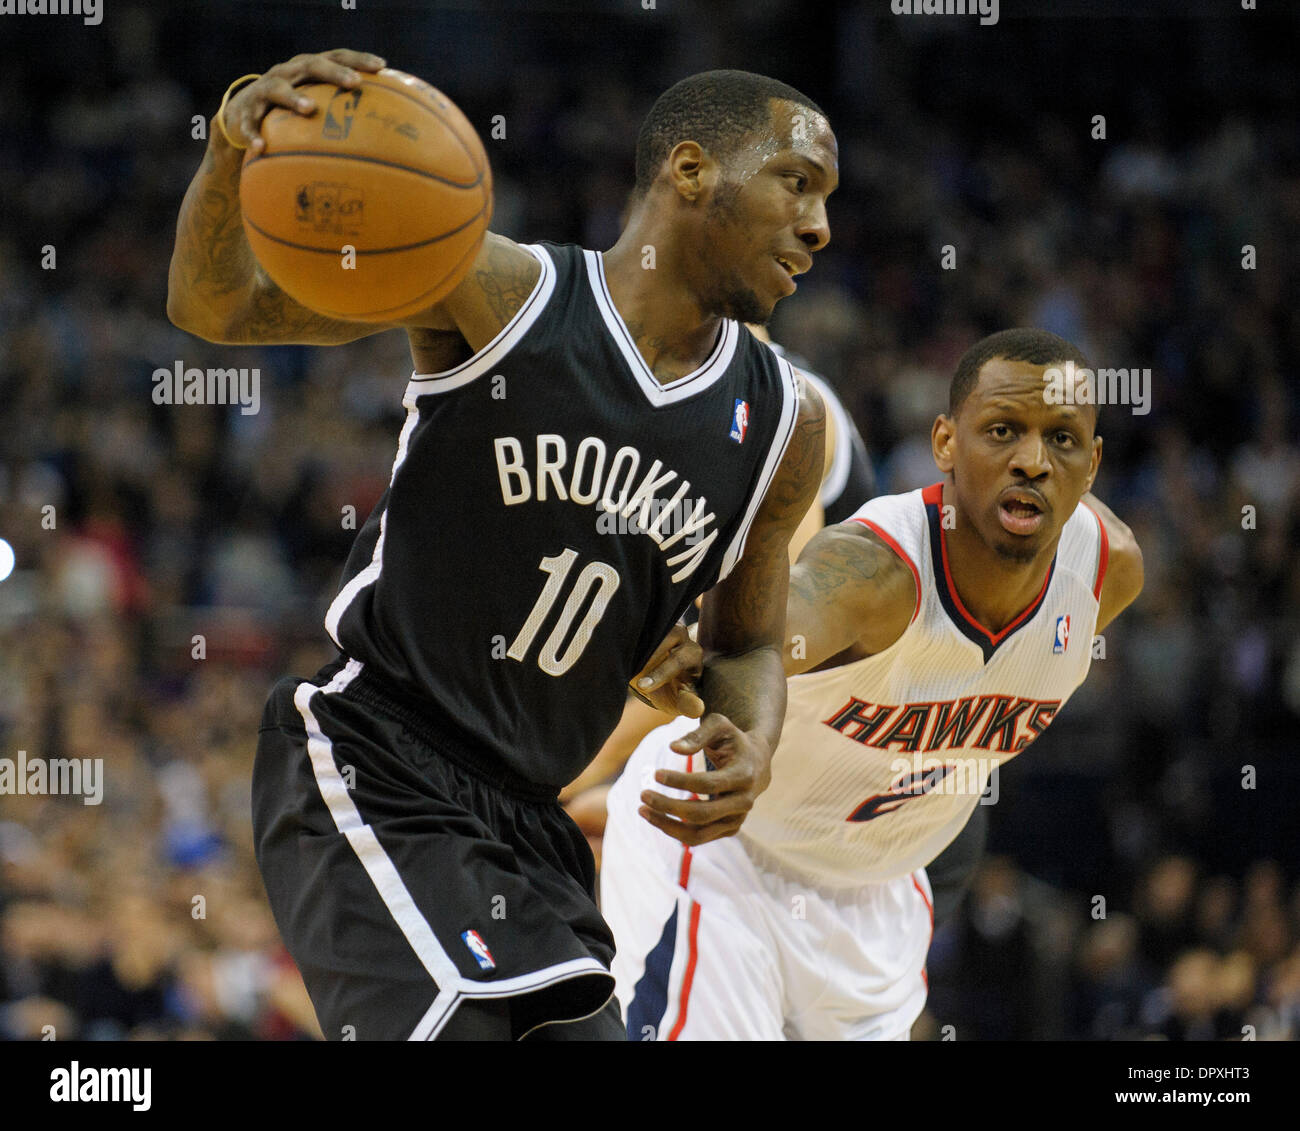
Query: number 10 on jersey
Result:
<box><xmin>507</xmin><ymin>549</ymin><xmax>620</xmax><ymax>676</ymax></box>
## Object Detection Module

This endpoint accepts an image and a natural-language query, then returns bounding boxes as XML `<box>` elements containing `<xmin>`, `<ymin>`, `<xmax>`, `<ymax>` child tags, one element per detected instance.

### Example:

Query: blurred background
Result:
<box><xmin>0</xmin><ymin>0</ymin><xmax>1297</xmax><ymax>1040</ymax></box>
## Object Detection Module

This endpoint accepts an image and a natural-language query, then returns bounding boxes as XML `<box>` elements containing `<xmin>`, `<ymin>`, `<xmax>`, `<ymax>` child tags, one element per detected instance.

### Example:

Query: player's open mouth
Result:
<box><xmin>998</xmin><ymin>491</ymin><xmax>1046</xmax><ymax>536</ymax></box>
<box><xmin>772</xmin><ymin>255</ymin><xmax>798</xmax><ymax>294</ymax></box>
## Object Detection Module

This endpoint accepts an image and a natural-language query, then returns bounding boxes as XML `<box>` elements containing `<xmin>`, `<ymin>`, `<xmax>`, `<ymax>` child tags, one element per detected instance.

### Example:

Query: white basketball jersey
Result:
<box><xmin>739</xmin><ymin>483</ymin><xmax>1110</xmax><ymax>887</ymax></box>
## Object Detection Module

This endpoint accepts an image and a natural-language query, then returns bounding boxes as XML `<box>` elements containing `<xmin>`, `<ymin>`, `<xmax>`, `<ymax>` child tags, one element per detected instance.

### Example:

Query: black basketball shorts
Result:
<box><xmin>251</xmin><ymin>656</ymin><xmax>618</xmax><ymax>1040</ymax></box>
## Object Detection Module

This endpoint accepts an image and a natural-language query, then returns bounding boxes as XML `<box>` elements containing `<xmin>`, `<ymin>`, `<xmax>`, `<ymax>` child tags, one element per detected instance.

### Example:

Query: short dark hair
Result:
<box><xmin>950</xmin><ymin>328</ymin><xmax>1093</xmax><ymax>416</ymax></box>
<box><xmin>633</xmin><ymin>70</ymin><xmax>825</xmax><ymax>200</ymax></box>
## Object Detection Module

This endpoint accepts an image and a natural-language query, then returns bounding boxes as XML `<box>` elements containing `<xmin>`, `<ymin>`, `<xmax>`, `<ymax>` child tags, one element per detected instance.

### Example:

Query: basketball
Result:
<box><xmin>239</xmin><ymin>68</ymin><xmax>492</xmax><ymax>322</ymax></box>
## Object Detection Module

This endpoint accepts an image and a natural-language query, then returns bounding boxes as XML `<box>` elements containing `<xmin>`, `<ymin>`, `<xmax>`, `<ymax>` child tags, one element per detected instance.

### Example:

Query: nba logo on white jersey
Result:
<box><xmin>730</xmin><ymin>399</ymin><xmax>750</xmax><ymax>443</ymax></box>
<box><xmin>1054</xmin><ymin>615</ymin><xmax>1070</xmax><ymax>653</ymax></box>
<box><xmin>460</xmin><ymin>929</ymin><xmax>496</xmax><ymax>971</ymax></box>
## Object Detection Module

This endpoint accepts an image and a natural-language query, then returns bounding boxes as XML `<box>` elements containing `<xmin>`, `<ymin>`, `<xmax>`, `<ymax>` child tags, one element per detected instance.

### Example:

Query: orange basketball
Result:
<box><xmin>239</xmin><ymin>68</ymin><xmax>492</xmax><ymax>322</ymax></box>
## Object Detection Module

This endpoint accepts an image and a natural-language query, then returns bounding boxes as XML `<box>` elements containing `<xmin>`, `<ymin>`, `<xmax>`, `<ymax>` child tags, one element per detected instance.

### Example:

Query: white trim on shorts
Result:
<box><xmin>292</xmin><ymin>657</ymin><xmax>611</xmax><ymax>1041</ymax></box>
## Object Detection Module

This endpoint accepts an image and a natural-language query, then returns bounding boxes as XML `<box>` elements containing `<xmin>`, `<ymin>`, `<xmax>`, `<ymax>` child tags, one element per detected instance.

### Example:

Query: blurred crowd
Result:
<box><xmin>0</xmin><ymin>2</ymin><xmax>1297</xmax><ymax>1040</ymax></box>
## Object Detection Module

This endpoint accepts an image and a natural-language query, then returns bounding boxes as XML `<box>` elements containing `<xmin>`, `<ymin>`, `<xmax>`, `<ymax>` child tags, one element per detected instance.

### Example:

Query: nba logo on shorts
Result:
<box><xmin>460</xmin><ymin>929</ymin><xmax>496</xmax><ymax>971</ymax></box>
<box><xmin>1053</xmin><ymin>615</ymin><xmax>1070</xmax><ymax>654</ymax></box>
<box><xmin>730</xmin><ymin>398</ymin><xmax>750</xmax><ymax>443</ymax></box>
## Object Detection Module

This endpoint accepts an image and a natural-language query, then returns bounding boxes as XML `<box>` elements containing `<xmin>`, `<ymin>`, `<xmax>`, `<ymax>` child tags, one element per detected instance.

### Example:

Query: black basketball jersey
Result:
<box><xmin>325</xmin><ymin>242</ymin><xmax>801</xmax><ymax>787</ymax></box>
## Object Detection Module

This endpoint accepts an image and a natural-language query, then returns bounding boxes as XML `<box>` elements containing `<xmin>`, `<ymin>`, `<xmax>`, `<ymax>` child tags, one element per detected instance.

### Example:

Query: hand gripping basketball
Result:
<box><xmin>219</xmin><ymin>50</ymin><xmax>388</xmax><ymax>155</ymax></box>
<box><xmin>233</xmin><ymin>54</ymin><xmax>494</xmax><ymax>321</ymax></box>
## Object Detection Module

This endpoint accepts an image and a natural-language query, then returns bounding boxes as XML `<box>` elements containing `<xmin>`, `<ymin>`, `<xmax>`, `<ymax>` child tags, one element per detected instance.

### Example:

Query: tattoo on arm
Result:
<box><xmin>172</xmin><ymin>142</ymin><xmax>254</xmax><ymax>302</ymax></box>
<box><xmin>234</xmin><ymin>268</ymin><xmax>372</xmax><ymax>343</ymax></box>
<box><xmin>786</xmin><ymin>525</ymin><xmax>915</xmax><ymax>668</ymax></box>
<box><xmin>473</xmin><ymin>239</ymin><xmax>541</xmax><ymax>330</ymax></box>
<box><xmin>759</xmin><ymin>385</ymin><xmax>828</xmax><ymax>532</ymax></box>
<box><xmin>171</xmin><ymin>131</ymin><xmax>381</xmax><ymax>344</ymax></box>
<box><xmin>788</xmin><ymin>530</ymin><xmax>883</xmax><ymax>606</ymax></box>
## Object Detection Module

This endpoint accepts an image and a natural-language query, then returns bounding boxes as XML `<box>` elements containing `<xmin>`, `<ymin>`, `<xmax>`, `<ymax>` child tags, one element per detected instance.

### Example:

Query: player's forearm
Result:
<box><xmin>784</xmin><ymin>541</ymin><xmax>860</xmax><ymax>675</ymax></box>
<box><xmin>781</xmin><ymin>590</ymin><xmax>846</xmax><ymax>676</ymax></box>
<box><xmin>697</xmin><ymin>551</ymin><xmax>791</xmax><ymax>754</ymax></box>
<box><xmin>166</xmin><ymin>120</ymin><xmax>260</xmax><ymax>339</ymax></box>
<box><xmin>168</xmin><ymin>120</ymin><xmax>375</xmax><ymax>345</ymax></box>
<box><xmin>697</xmin><ymin>646</ymin><xmax>787</xmax><ymax>759</ymax></box>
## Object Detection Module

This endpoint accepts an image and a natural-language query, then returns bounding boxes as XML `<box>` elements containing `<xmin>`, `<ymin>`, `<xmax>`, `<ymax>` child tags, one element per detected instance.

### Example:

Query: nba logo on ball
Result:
<box><xmin>460</xmin><ymin>929</ymin><xmax>496</xmax><ymax>971</ymax></box>
<box><xmin>730</xmin><ymin>399</ymin><xmax>750</xmax><ymax>443</ymax></box>
<box><xmin>1053</xmin><ymin>615</ymin><xmax>1070</xmax><ymax>654</ymax></box>
<box><xmin>322</xmin><ymin>88</ymin><xmax>361</xmax><ymax>141</ymax></box>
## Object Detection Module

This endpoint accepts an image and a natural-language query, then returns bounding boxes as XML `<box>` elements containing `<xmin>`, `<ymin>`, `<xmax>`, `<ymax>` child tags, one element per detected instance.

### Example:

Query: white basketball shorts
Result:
<box><xmin>600</xmin><ymin>717</ymin><xmax>934</xmax><ymax>1041</ymax></box>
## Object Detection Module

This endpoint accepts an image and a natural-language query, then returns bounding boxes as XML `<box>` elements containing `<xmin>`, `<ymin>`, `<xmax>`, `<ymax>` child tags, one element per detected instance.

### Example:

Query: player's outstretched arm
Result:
<box><xmin>638</xmin><ymin>383</ymin><xmax>825</xmax><ymax>846</ymax></box>
<box><xmin>783</xmin><ymin>520</ymin><xmax>918</xmax><ymax>675</ymax></box>
<box><xmin>1082</xmin><ymin>492</ymin><xmax>1144</xmax><ymax>630</ymax></box>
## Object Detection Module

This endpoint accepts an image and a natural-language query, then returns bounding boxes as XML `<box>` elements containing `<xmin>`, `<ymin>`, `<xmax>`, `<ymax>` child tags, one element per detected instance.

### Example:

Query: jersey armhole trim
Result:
<box><xmin>1082</xmin><ymin>502</ymin><xmax>1109</xmax><ymax>602</ymax></box>
<box><xmin>405</xmin><ymin>242</ymin><xmax>556</xmax><ymax>395</ymax></box>
<box><xmin>850</xmin><ymin>517</ymin><xmax>922</xmax><ymax>624</ymax></box>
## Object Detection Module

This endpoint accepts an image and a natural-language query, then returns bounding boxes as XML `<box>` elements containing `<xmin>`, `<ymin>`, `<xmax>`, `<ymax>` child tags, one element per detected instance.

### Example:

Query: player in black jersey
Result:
<box><xmin>169</xmin><ymin>52</ymin><xmax>834</xmax><ymax>1040</ymax></box>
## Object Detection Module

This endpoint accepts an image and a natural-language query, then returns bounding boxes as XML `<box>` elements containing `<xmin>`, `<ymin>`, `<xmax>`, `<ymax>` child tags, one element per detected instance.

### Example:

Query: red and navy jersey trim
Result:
<box><xmin>850</xmin><ymin>516</ymin><xmax>922</xmax><ymax>624</ymax></box>
<box><xmin>922</xmin><ymin>483</ymin><xmax>1056</xmax><ymax>664</ymax></box>
<box><xmin>1081</xmin><ymin>501</ymin><xmax>1109</xmax><ymax>601</ymax></box>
